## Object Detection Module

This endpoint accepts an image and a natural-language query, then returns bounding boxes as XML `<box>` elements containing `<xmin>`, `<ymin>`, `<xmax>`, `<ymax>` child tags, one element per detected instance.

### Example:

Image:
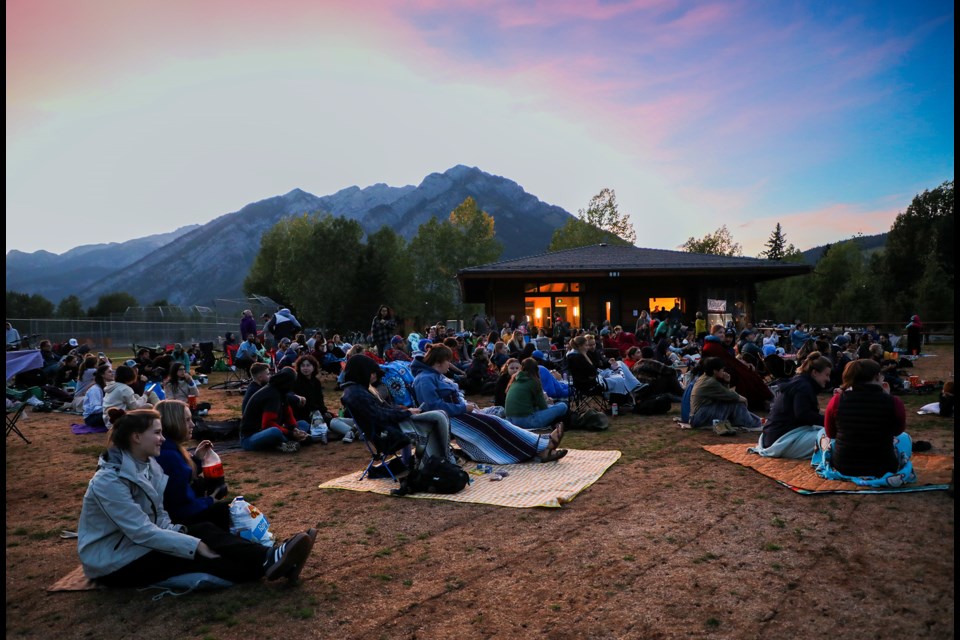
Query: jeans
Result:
<box><xmin>241</xmin><ymin>427</ymin><xmax>289</xmax><ymax>451</ymax></box>
<box><xmin>507</xmin><ymin>403</ymin><xmax>568</xmax><ymax>431</ymax></box>
<box><xmin>599</xmin><ymin>363</ymin><xmax>641</xmax><ymax>396</ymax></box>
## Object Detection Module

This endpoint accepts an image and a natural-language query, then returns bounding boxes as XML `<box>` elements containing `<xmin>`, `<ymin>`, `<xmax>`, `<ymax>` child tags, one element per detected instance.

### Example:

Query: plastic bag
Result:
<box><xmin>228</xmin><ymin>496</ymin><xmax>274</xmax><ymax>548</ymax></box>
<box><xmin>310</xmin><ymin>410</ymin><xmax>328</xmax><ymax>444</ymax></box>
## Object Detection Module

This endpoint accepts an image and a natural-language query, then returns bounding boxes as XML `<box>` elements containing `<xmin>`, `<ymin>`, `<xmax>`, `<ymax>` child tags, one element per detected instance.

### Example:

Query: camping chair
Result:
<box><xmin>340</xmin><ymin>397</ymin><xmax>413</xmax><ymax>483</ymax></box>
<box><xmin>570</xmin><ymin>379</ymin><xmax>610</xmax><ymax>415</ymax></box>
<box><xmin>6</xmin><ymin>402</ymin><xmax>30</xmax><ymax>444</ymax></box>
<box><xmin>208</xmin><ymin>344</ymin><xmax>250</xmax><ymax>391</ymax></box>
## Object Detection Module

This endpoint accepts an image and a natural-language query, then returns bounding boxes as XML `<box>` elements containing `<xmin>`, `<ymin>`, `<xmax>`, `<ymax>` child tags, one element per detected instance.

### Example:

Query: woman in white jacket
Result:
<box><xmin>102</xmin><ymin>365</ymin><xmax>151</xmax><ymax>428</ymax></box>
<box><xmin>78</xmin><ymin>408</ymin><xmax>316</xmax><ymax>586</ymax></box>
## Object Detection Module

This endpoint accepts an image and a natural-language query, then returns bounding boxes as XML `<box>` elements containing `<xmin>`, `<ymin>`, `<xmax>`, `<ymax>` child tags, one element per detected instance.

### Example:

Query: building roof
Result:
<box><xmin>458</xmin><ymin>243</ymin><xmax>811</xmax><ymax>277</ymax></box>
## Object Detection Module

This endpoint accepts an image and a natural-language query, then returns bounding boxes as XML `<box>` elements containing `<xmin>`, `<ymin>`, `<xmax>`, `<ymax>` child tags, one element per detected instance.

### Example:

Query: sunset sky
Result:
<box><xmin>6</xmin><ymin>0</ymin><xmax>954</xmax><ymax>256</ymax></box>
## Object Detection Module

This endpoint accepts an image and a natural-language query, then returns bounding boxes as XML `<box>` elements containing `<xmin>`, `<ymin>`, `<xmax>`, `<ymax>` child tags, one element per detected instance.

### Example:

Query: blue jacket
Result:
<box><xmin>411</xmin><ymin>359</ymin><xmax>467</xmax><ymax>416</ymax></box>
<box><xmin>154</xmin><ymin>439</ymin><xmax>213</xmax><ymax>523</ymax></box>
<box><xmin>539</xmin><ymin>365</ymin><xmax>570</xmax><ymax>399</ymax></box>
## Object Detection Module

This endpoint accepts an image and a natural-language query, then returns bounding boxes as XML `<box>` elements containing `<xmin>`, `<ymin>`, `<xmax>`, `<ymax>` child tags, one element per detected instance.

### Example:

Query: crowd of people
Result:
<box><xmin>4</xmin><ymin>304</ymin><xmax>946</xmax><ymax>591</ymax></box>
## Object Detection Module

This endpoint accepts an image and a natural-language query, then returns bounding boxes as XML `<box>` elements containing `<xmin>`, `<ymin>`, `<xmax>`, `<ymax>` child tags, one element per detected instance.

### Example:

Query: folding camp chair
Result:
<box><xmin>570</xmin><ymin>380</ymin><xmax>610</xmax><ymax>415</ymax></box>
<box><xmin>340</xmin><ymin>398</ymin><xmax>413</xmax><ymax>483</ymax></box>
<box><xmin>208</xmin><ymin>344</ymin><xmax>250</xmax><ymax>392</ymax></box>
<box><xmin>6</xmin><ymin>402</ymin><xmax>30</xmax><ymax>444</ymax></box>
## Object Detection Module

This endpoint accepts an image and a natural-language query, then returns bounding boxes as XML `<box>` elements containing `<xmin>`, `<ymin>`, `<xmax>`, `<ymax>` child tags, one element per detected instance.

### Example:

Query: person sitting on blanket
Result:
<box><xmin>239</xmin><ymin>368</ymin><xmax>308</xmax><ymax>453</ymax></box>
<box><xmin>102</xmin><ymin>365</ymin><xmax>153</xmax><ymax>428</ymax></box>
<box><xmin>412</xmin><ymin>345</ymin><xmax>566</xmax><ymax>464</ymax></box>
<box><xmin>78</xmin><ymin>407</ymin><xmax>316</xmax><ymax>587</ymax></box>
<box><xmin>689</xmin><ymin>357</ymin><xmax>762</xmax><ymax>431</ymax></box>
<box><xmin>815</xmin><ymin>359</ymin><xmax>916</xmax><ymax>480</ymax></box>
<box><xmin>750</xmin><ymin>352</ymin><xmax>832</xmax><ymax>458</ymax></box>
<box><xmin>155</xmin><ymin>400</ymin><xmax>230</xmax><ymax>531</ymax></box>
<box><xmin>82</xmin><ymin>364</ymin><xmax>112</xmax><ymax>430</ymax></box>
<box><xmin>291</xmin><ymin>354</ymin><xmax>355</xmax><ymax>443</ymax></box>
<box><xmin>504</xmin><ymin>358</ymin><xmax>569</xmax><ymax>432</ymax></box>
<box><xmin>631</xmin><ymin>346</ymin><xmax>684</xmax><ymax>402</ymax></box>
<box><xmin>341</xmin><ymin>354</ymin><xmax>453</xmax><ymax>463</ymax></box>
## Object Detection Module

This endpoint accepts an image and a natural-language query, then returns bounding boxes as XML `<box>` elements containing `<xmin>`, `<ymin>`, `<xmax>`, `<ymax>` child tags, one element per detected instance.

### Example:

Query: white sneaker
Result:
<box><xmin>275</xmin><ymin>441</ymin><xmax>300</xmax><ymax>453</ymax></box>
<box><xmin>341</xmin><ymin>431</ymin><xmax>354</xmax><ymax>444</ymax></box>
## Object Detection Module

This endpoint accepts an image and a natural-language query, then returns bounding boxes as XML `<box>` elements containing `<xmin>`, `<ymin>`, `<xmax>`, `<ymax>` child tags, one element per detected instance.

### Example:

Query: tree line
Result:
<box><xmin>681</xmin><ymin>181</ymin><xmax>954</xmax><ymax>324</ymax></box>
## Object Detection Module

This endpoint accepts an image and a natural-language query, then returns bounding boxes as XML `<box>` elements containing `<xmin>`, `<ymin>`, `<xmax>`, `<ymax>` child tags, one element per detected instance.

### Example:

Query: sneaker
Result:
<box><xmin>713</xmin><ymin>420</ymin><xmax>737</xmax><ymax>436</ymax></box>
<box><xmin>275</xmin><ymin>441</ymin><xmax>300</xmax><ymax>453</ymax></box>
<box><xmin>285</xmin><ymin>528</ymin><xmax>318</xmax><ymax>583</ymax></box>
<box><xmin>263</xmin><ymin>532</ymin><xmax>312</xmax><ymax>581</ymax></box>
<box><xmin>341</xmin><ymin>431</ymin><xmax>354</xmax><ymax>444</ymax></box>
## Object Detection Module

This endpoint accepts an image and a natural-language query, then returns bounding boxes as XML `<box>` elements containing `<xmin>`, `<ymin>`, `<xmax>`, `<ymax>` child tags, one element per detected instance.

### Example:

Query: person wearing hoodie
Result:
<box><xmin>82</xmin><ymin>364</ymin><xmax>112</xmax><ymax>429</ymax></box>
<box><xmin>240</xmin><ymin>368</ymin><xmax>308</xmax><ymax>453</ymax></box>
<box><xmin>504</xmin><ymin>359</ymin><xmax>569</xmax><ymax>439</ymax></box>
<box><xmin>102</xmin><ymin>365</ymin><xmax>152</xmax><ymax>428</ymax></box>
<box><xmin>412</xmin><ymin>346</ymin><xmax>565</xmax><ymax>464</ymax></box>
<box><xmin>266</xmin><ymin>308</ymin><xmax>302</xmax><ymax>344</ymax></box>
<box><xmin>78</xmin><ymin>407</ymin><xmax>316</xmax><ymax>586</ymax></box>
<box><xmin>239</xmin><ymin>309</ymin><xmax>258</xmax><ymax>344</ymax></box>
<box><xmin>340</xmin><ymin>355</ymin><xmax>451</xmax><ymax>462</ymax></box>
<box><xmin>905</xmin><ymin>315</ymin><xmax>923</xmax><ymax>355</ymax></box>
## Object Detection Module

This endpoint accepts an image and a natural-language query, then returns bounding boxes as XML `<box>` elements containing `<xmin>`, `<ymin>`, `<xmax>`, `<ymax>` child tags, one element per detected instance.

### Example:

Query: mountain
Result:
<box><xmin>5</xmin><ymin>225</ymin><xmax>201</xmax><ymax>303</ymax></box>
<box><xmin>799</xmin><ymin>232</ymin><xmax>888</xmax><ymax>264</ymax></box>
<box><xmin>6</xmin><ymin>166</ymin><xmax>575</xmax><ymax>306</ymax></box>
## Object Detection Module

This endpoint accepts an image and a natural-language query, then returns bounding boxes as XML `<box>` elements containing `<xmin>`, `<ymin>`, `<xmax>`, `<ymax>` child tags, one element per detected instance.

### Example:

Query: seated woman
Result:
<box><xmin>240</xmin><ymin>368</ymin><xmax>308</xmax><ymax>453</ymax></box>
<box><xmin>82</xmin><ymin>364</ymin><xmax>112</xmax><ymax>430</ymax></box>
<box><xmin>412</xmin><ymin>346</ymin><xmax>565</xmax><ymax>464</ymax></box>
<box><xmin>812</xmin><ymin>359</ymin><xmax>918</xmax><ymax>486</ymax></box>
<box><xmin>155</xmin><ymin>400</ymin><xmax>229</xmax><ymax>531</ymax></box>
<box><xmin>505</xmin><ymin>332</ymin><xmax>526</xmax><ymax>357</ymax></box>
<box><xmin>102</xmin><ymin>365</ymin><xmax>152</xmax><ymax>428</ymax></box>
<box><xmin>631</xmin><ymin>346</ymin><xmax>684</xmax><ymax>401</ymax></box>
<box><xmin>78</xmin><ymin>408</ymin><xmax>316</xmax><ymax>586</ymax></box>
<box><xmin>568</xmin><ymin>335</ymin><xmax>643</xmax><ymax>402</ymax></box>
<box><xmin>291</xmin><ymin>354</ymin><xmax>354</xmax><ymax>443</ymax></box>
<box><xmin>750</xmin><ymin>352</ymin><xmax>832</xmax><ymax>458</ymax></box>
<box><xmin>493</xmin><ymin>358</ymin><xmax>521</xmax><ymax>407</ymax></box>
<box><xmin>462</xmin><ymin>348</ymin><xmax>499</xmax><ymax>395</ymax></box>
<box><xmin>341</xmin><ymin>355</ymin><xmax>452</xmax><ymax>462</ymax></box>
<box><xmin>504</xmin><ymin>358</ymin><xmax>569</xmax><ymax>439</ymax></box>
<box><xmin>163</xmin><ymin>363</ymin><xmax>208</xmax><ymax>416</ymax></box>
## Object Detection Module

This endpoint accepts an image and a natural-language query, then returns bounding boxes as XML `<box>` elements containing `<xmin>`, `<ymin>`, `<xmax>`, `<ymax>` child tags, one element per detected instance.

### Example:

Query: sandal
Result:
<box><xmin>537</xmin><ymin>448</ymin><xmax>568</xmax><ymax>463</ymax></box>
<box><xmin>547</xmin><ymin>423</ymin><xmax>565</xmax><ymax>451</ymax></box>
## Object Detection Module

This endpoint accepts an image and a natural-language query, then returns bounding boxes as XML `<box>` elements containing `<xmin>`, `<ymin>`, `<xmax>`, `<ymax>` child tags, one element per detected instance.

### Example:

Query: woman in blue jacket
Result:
<box><xmin>155</xmin><ymin>400</ymin><xmax>229</xmax><ymax>531</ymax></box>
<box><xmin>412</xmin><ymin>346</ymin><xmax>563</xmax><ymax>464</ymax></box>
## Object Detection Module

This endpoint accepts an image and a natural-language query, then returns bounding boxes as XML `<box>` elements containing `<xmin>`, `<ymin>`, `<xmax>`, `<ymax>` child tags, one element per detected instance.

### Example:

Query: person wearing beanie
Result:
<box><xmin>385</xmin><ymin>335</ymin><xmax>412</xmax><ymax>362</ymax></box>
<box><xmin>239</xmin><ymin>368</ymin><xmax>307</xmax><ymax>453</ymax></box>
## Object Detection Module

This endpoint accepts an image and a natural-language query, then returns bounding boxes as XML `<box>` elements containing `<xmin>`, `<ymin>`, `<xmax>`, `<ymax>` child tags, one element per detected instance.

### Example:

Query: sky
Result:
<box><xmin>6</xmin><ymin>0</ymin><xmax>954</xmax><ymax>256</ymax></box>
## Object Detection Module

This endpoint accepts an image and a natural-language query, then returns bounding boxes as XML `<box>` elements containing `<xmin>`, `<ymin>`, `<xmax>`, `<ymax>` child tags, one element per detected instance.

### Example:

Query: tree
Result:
<box><xmin>680</xmin><ymin>225</ymin><xmax>743</xmax><ymax>256</ymax></box>
<box><xmin>759</xmin><ymin>223</ymin><xmax>797</xmax><ymax>260</ymax></box>
<box><xmin>409</xmin><ymin>197</ymin><xmax>502</xmax><ymax>323</ymax></box>
<box><xmin>87</xmin><ymin>292</ymin><xmax>138</xmax><ymax>318</ymax></box>
<box><xmin>56</xmin><ymin>295</ymin><xmax>86</xmax><ymax>318</ymax></box>
<box><xmin>882</xmin><ymin>180</ymin><xmax>954</xmax><ymax>319</ymax></box>
<box><xmin>245</xmin><ymin>212</ymin><xmax>366</xmax><ymax>330</ymax></box>
<box><xmin>354</xmin><ymin>225</ymin><xmax>415</xmax><ymax>324</ymax></box>
<box><xmin>549</xmin><ymin>188</ymin><xmax>635</xmax><ymax>251</ymax></box>
<box><xmin>5</xmin><ymin>291</ymin><xmax>55</xmax><ymax>318</ymax></box>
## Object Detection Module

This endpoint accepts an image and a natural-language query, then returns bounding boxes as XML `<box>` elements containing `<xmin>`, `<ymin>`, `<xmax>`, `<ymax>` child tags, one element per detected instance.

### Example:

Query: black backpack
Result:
<box><xmin>392</xmin><ymin>455</ymin><xmax>468</xmax><ymax>496</ymax></box>
<box><xmin>191</xmin><ymin>418</ymin><xmax>241</xmax><ymax>441</ymax></box>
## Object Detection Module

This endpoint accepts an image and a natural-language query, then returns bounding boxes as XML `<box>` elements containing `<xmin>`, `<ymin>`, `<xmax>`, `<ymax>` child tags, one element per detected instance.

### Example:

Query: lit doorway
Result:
<box><xmin>649</xmin><ymin>297</ymin><xmax>682</xmax><ymax>316</ymax></box>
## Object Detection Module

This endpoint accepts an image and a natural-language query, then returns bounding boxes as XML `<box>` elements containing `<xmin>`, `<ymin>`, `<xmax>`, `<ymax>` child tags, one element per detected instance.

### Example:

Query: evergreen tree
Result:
<box><xmin>760</xmin><ymin>223</ymin><xmax>796</xmax><ymax>260</ymax></box>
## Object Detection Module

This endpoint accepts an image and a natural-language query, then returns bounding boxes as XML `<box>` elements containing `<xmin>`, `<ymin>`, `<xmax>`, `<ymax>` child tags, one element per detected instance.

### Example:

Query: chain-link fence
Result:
<box><xmin>7</xmin><ymin>318</ymin><xmax>236</xmax><ymax>351</ymax></box>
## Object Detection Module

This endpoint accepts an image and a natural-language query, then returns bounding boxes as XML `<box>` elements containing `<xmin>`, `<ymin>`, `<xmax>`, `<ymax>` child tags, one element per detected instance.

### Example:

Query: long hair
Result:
<box><xmin>155</xmin><ymin>399</ymin><xmax>196</xmax><ymax>475</ymax></box>
<box><xmin>94</xmin><ymin>364</ymin><xmax>112</xmax><ymax>390</ymax></box>
<box><xmin>571</xmin><ymin>335</ymin><xmax>588</xmax><ymax>351</ymax></box>
<box><xmin>107</xmin><ymin>408</ymin><xmax>160</xmax><ymax>452</ymax></box>
<box><xmin>506</xmin><ymin>357</ymin><xmax>543</xmax><ymax>397</ymax></box>
<box><xmin>499</xmin><ymin>357</ymin><xmax>519</xmax><ymax>375</ymax></box>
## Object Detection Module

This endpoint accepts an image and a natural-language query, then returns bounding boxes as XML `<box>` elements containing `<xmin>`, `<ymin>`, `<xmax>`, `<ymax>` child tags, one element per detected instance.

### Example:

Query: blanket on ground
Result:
<box><xmin>703</xmin><ymin>443</ymin><xmax>952</xmax><ymax>494</ymax></box>
<box><xmin>319</xmin><ymin>449</ymin><xmax>621</xmax><ymax>508</ymax></box>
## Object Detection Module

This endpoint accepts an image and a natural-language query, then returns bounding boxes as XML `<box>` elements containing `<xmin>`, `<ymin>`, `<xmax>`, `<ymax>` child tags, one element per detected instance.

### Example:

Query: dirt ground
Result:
<box><xmin>5</xmin><ymin>346</ymin><xmax>955</xmax><ymax>640</ymax></box>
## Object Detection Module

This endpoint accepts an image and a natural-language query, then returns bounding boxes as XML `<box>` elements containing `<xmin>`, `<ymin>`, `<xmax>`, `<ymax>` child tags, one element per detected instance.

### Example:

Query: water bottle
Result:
<box><xmin>611</xmin><ymin>402</ymin><xmax>619</xmax><ymax>416</ymax></box>
<box><xmin>310</xmin><ymin>410</ymin><xmax>329</xmax><ymax>444</ymax></box>
<box><xmin>200</xmin><ymin>448</ymin><xmax>226</xmax><ymax>498</ymax></box>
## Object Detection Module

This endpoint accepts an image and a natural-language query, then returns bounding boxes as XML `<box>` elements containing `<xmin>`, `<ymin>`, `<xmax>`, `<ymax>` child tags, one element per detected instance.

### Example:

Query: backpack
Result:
<box><xmin>392</xmin><ymin>455</ymin><xmax>468</xmax><ymax>496</ymax></box>
<box><xmin>191</xmin><ymin>418</ymin><xmax>241</xmax><ymax>441</ymax></box>
<box><xmin>634</xmin><ymin>394</ymin><xmax>672</xmax><ymax>415</ymax></box>
<box><xmin>571</xmin><ymin>408</ymin><xmax>609</xmax><ymax>431</ymax></box>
